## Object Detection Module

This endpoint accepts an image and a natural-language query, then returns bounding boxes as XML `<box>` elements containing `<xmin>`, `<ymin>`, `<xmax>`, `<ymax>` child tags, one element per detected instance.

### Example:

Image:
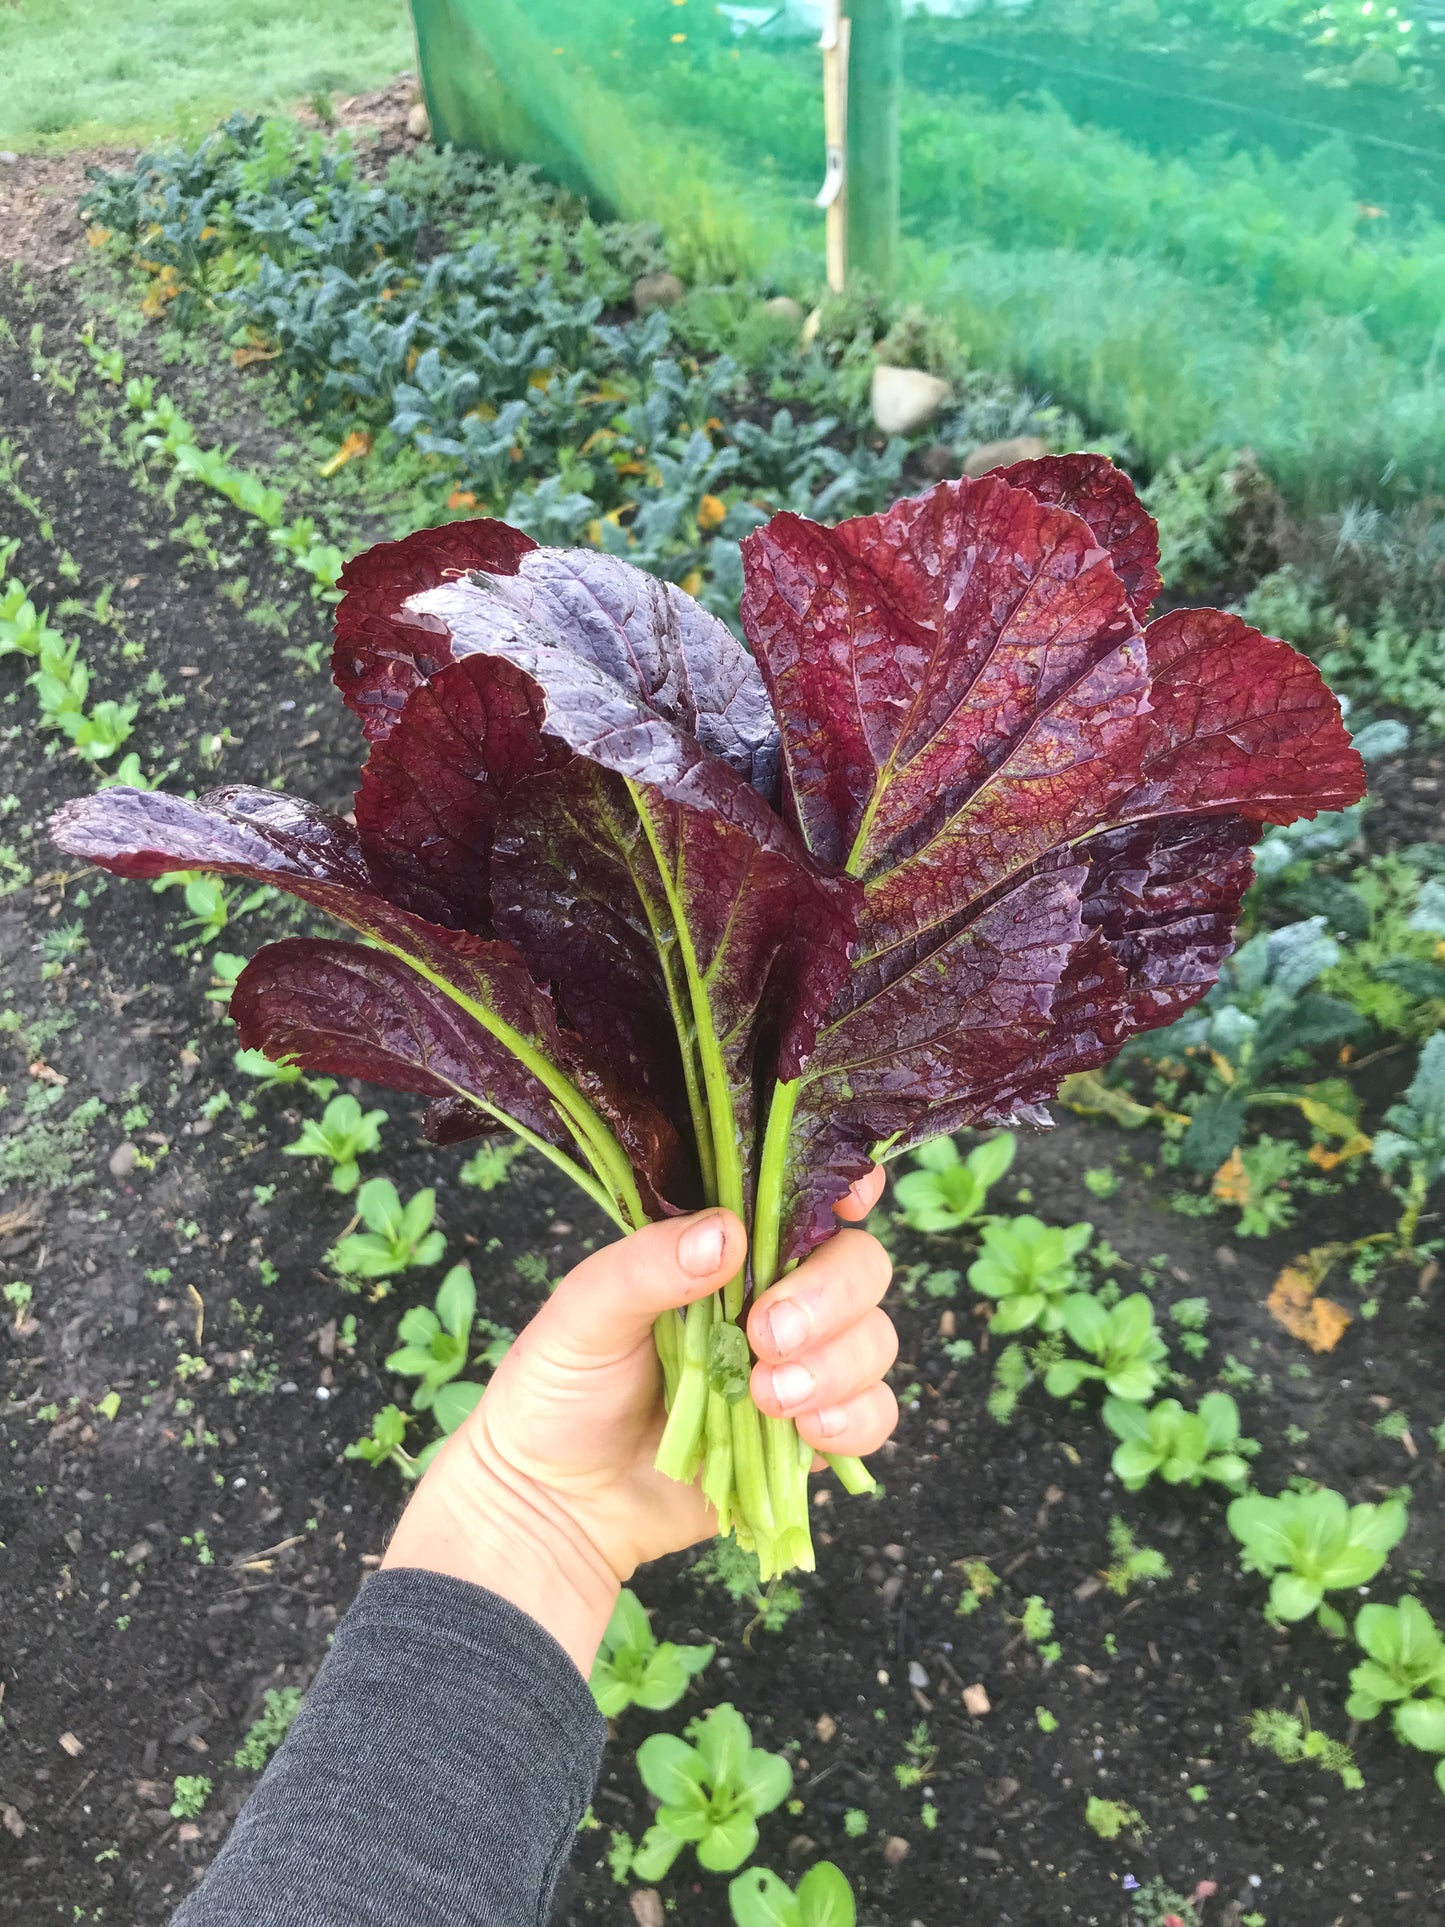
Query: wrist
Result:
<box><xmin>380</xmin><ymin>1426</ymin><xmax>620</xmax><ymax>1678</ymax></box>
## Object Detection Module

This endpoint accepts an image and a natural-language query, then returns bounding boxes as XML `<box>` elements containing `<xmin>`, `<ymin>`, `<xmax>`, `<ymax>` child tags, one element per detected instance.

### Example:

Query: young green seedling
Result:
<box><xmin>1102</xmin><ymin>1515</ymin><xmax>1170</xmax><ymax>1596</ymax></box>
<box><xmin>68</xmin><ymin>699</ymin><xmax>137</xmax><ymax>764</ymax></box>
<box><xmin>1348</xmin><ymin>1597</ymin><xmax>1445</xmax><ymax>1764</ymax></box>
<box><xmin>1102</xmin><ymin>1392</ymin><xmax>1254</xmax><ymax>1493</ymax></box>
<box><xmin>1084</xmin><ymin>1796</ymin><xmax>1142</xmax><ymax>1841</ymax></box>
<box><xmin>632</xmin><ymin>1702</ymin><xmax>792</xmax><ymax>1878</ymax></box>
<box><xmin>284</xmin><ymin>1093</ymin><xmax>388</xmax><ymax>1193</ymax></box>
<box><xmin>329</xmin><ymin>1178</ymin><xmax>446</xmax><ymax>1289</ymax></box>
<box><xmin>589</xmin><ymin>1588</ymin><xmax>714</xmax><ymax>1717</ymax></box>
<box><xmin>233</xmin><ymin>1046</ymin><xmax>334</xmax><ymax>1098</ymax></box>
<box><xmin>233</xmin><ymin>1688</ymin><xmax>304</xmax><ymax>1771</ymax></box>
<box><xmin>728</xmin><ymin>1861</ymin><xmax>856</xmax><ymax>1927</ymax></box>
<box><xmin>169</xmin><ymin>1775</ymin><xmax>212</xmax><ymax>1819</ymax></box>
<box><xmin>893</xmin><ymin>1131</ymin><xmax>1014</xmax><ymax>1234</ymax></box>
<box><xmin>459</xmin><ymin>1139</ymin><xmax>528</xmax><ymax>1191</ymax></box>
<box><xmin>345</xmin><ymin>1404</ymin><xmax>422</xmax><ymax>1478</ymax></box>
<box><xmin>967</xmin><ymin>1214</ymin><xmax>1092</xmax><ymax>1334</ymax></box>
<box><xmin>206</xmin><ymin>952</ymin><xmax>247</xmax><ymax>1004</ymax></box>
<box><xmin>385</xmin><ymin>1263</ymin><xmax>511</xmax><ymax>1410</ymax></box>
<box><xmin>1246</xmin><ymin>1707</ymin><xmax>1363</xmax><ymax>1789</ymax></box>
<box><xmin>1044</xmin><ymin>1293</ymin><xmax>1167</xmax><ymax>1403</ymax></box>
<box><xmin>0</xmin><ymin>580</ymin><xmax>66</xmax><ymax>660</ymax></box>
<box><xmin>1227</xmin><ymin>1488</ymin><xmax>1409</xmax><ymax>1634</ymax></box>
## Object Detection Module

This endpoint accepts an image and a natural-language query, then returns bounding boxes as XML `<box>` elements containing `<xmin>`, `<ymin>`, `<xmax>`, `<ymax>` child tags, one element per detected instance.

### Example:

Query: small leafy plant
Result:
<box><xmin>1084</xmin><ymin>1795</ymin><xmax>1142</xmax><ymax>1841</ymax></box>
<box><xmin>233</xmin><ymin>1687</ymin><xmax>304</xmax><ymax>1771</ymax></box>
<box><xmin>53</xmin><ymin>461</ymin><xmax>1364</xmax><ymax>1574</ymax></box>
<box><xmin>283</xmin><ymin>1092</ymin><xmax>387</xmax><ymax>1193</ymax></box>
<box><xmin>1348</xmin><ymin>1597</ymin><xmax>1445</xmax><ymax>1773</ymax></box>
<box><xmin>328</xmin><ymin>1178</ymin><xmax>446</xmax><ymax>1289</ymax></box>
<box><xmin>968</xmin><ymin>1213</ymin><xmax>1092</xmax><ymax>1334</ymax></box>
<box><xmin>1102</xmin><ymin>1515</ymin><xmax>1171</xmax><ymax>1596</ymax></box>
<box><xmin>1246</xmin><ymin>1707</ymin><xmax>1363</xmax><ymax>1790</ymax></box>
<box><xmin>632</xmin><ymin>1702</ymin><xmax>792</xmax><ymax>1878</ymax></box>
<box><xmin>1160</xmin><ymin>918</ymin><xmax>1363</xmax><ymax>1174</ymax></box>
<box><xmin>169</xmin><ymin>1775</ymin><xmax>212</xmax><ymax>1819</ymax></box>
<box><xmin>1102</xmin><ymin>1392</ymin><xmax>1254</xmax><ymax>1493</ymax></box>
<box><xmin>729</xmin><ymin>1862</ymin><xmax>856</xmax><ymax>1927</ymax></box>
<box><xmin>344</xmin><ymin>1403</ymin><xmax>421</xmax><ymax>1478</ymax></box>
<box><xmin>1044</xmin><ymin>1294</ymin><xmax>1168</xmax><ymax>1403</ymax></box>
<box><xmin>893</xmin><ymin>1131</ymin><xmax>1013</xmax><ymax>1233</ymax></box>
<box><xmin>1019</xmin><ymin>1594</ymin><xmax>1061</xmax><ymax>1664</ymax></box>
<box><xmin>1227</xmin><ymin>1488</ymin><xmax>1409</xmax><ymax>1633</ymax></box>
<box><xmin>589</xmin><ymin>1588</ymin><xmax>714</xmax><ymax>1718</ymax></box>
<box><xmin>384</xmin><ymin>1262</ymin><xmax>511</xmax><ymax>1410</ymax></box>
<box><xmin>345</xmin><ymin>1378</ymin><xmax>486</xmax><ymax>1481</ymax></box>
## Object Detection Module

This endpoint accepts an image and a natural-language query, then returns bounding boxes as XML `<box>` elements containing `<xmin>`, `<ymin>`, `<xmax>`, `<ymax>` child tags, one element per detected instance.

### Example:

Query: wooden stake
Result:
<box><xmin>817</xmin><ymin>0</ymin><xmax>850</xmax><ymax>293</ymax></box>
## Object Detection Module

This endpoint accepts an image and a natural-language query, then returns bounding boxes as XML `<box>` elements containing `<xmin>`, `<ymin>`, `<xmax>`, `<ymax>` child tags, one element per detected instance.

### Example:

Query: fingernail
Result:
<box><xmin>766</xmin><ymin>1300</ymin><xmax>809</xmax><ymax>1356</ymax></box>
<box><xmin>770</xmin><ymin>1363</ymin><xmax>816</xmax><ymax>1411</ymax></box>
<box><xmin>813</xmin><ymin>1406</ymin><xmax>847</xmax><ymax>1438</ymax></box>
<box><xmin>678</xmin><ymin>1213</ymin><xmax>726</xmax><ymax>1277</ymax></box>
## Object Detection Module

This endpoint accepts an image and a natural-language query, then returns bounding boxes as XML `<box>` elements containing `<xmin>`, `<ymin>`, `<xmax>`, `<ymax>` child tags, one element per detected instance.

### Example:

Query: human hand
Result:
<box><xmin>381</xmin><ymin>1173</ymin><xmax>895</xmax><ymax>1674</ymax></box>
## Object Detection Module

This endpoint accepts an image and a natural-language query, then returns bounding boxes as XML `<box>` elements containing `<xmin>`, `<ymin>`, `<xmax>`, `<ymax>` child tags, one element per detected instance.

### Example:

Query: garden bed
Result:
<box><xmin>1</xmin><ymin>110</ymin><xmax>1443</xmax><ymax>1927</ymax></box>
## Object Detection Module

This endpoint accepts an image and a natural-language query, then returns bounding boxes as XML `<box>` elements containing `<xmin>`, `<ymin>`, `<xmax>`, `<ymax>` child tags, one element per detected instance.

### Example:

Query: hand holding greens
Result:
<box><xmin>51</xmin><ymin>456</ymin><xmax>1364</xmax><ymax>1575</ymax></box>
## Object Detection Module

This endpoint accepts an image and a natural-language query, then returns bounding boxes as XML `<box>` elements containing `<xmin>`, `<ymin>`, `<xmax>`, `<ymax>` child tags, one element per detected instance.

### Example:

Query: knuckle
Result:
<box><xmin>851</xmin><ymin>1230</ymin><xmax>892</xmax><ymax>1297</ymax></box>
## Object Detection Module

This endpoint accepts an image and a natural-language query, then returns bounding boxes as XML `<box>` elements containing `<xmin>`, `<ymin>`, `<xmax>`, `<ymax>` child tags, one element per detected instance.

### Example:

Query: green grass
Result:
<box><xmin>0</xmin><ymin>0</ymin><xmax>413</xmax><ymax>149</ymax></box>
<box><xmin>429</xmin><ymin>0</ymin><xmax>1445</xmax><ymax>507</ymax></box>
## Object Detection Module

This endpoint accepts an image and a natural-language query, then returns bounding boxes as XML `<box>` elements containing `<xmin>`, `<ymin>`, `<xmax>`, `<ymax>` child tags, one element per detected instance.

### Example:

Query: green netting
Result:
<box><xmin>411</xmin><ymin>1</ymin><xmax>1445</xmax><ymax>506</ymax></box>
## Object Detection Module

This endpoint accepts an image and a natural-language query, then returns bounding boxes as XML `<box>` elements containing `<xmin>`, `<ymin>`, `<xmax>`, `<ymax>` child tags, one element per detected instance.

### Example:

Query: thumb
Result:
<box><xmin>538</xmin><ymin>1210</ymin><xmax>747</xmax><ymax>1361</ymax></box>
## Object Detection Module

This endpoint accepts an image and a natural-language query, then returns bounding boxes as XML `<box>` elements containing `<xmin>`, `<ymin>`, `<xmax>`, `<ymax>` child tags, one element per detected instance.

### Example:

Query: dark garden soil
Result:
<box><xmin>1</xmin><ymin>252</ymin><xmax>1443</xmax><ymax>1927</ymax></box>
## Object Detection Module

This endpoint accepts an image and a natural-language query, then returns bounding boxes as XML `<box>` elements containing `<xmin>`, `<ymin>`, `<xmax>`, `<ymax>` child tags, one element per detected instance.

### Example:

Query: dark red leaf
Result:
<box><xmin>333</xmin><ymin>518</ymin><xmax>536</xmax><ymax>743</ymax></box>
<box><xmin>741</xmin><ymin>471</ymin><xmax>1366</xmax><ymax>1263</ymax></box>
<box><xmin>413</xmin><ymin>546</ymin><xmax>780</xmax><ymax>795</ymax></box>
<box><xmin>959</xmin><ymin>816</ymin><xmax>1258</xmax><ymax>1124</ymax></box>
<box><xmin>231</xmin><ymin>936</ymin><xmax>569</xmax><ymax>1145</ymax></box>
<box><xmin>49</xmin><ymin>784</ymin><xmax>685</xmax><ymax>1215</ymax></box>
<box><xmin>353</xmin><ymin>654</ymin><xmax>564</xmax><ymax>935</ymax></box>
<box><xmin>1121</xmin><ymin>607</ymin><xmax>1366</xmax><ymax>826</ymax></box>
<box><xmin>233</xmin><ymin>937</ymin><xmax>688</xmax><ymax>1215</ymax></box>
<box><xmin>491</xmin><ymin>759</ymin><xmax>692</xmax><ymax>1132</ymax></box>
<box><xmin>777</xmin><ymin>870</ymin><xmax>1086</xmax><ymax>1261</ymax></box>
<box><xmin>740</xmin><ymin>476</ymin><xmax>1146</xmax><ymax>878</ymax></box>
<box><xmin>994</xmin><ymin>452</ymin><xmax>1162</xmax><ymax>619</ymax></box>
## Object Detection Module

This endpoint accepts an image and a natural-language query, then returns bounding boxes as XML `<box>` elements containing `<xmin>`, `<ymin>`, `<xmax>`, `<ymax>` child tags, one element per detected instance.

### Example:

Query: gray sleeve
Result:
<box><xmin>172</xmin><ymin>1567</ymin><xmax>608</xmax><ymax>1927</ymax></box>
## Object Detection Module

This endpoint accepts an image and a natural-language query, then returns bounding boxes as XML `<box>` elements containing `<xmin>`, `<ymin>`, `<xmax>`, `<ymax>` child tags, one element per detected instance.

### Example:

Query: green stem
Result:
<box><xmin>826</xmin><ymin>1453</ymin><xmax>878</xmax><ymax>1496</ymax></box>
<box><xmin>494</xmin><ymin>1107</ymin><xmax>630</xmax><ymax>1232</ymax></box>
<box><xmin>702</xmin><ymin>1389</ymin><xmax>734</xmax><ymax>1532</ymax></box>
<box><xmin>752</xmin><ymin>1076</ymin><xmax>801</xmax><ymax>1296</ymax></box>
<box><xmin>1399</xmin><ymin>1164</ymin><xmax>1428</xmax><ymax>1252</ymax></box>
<box><xmin>627</xmin><ymin>783</ymin><xmax>746</xmax><ymax>1284</ymax></box>
<box><xmin>730</xmin><ymin>1396</ymin><xmax>776</xmax><ymax>1565</ymax></box>
<box><xmin>653</xmin><ymin>1308</ymin><xmax>683</xmax><ymax>1403</ymax></box>
<box><xmin>376</xmin><ymin>937</ymin><xmax>648</xmax><ymax>1228</ymax></box>
<box><xmin>655</xmin><ymin>1294</ymin><xmax>711</xmax><ymax>1481</ymax></box>
<box><xmin>627</xmin><ymin>865</ymin><xmax>718</xmax><ymax>1203</ymax></box>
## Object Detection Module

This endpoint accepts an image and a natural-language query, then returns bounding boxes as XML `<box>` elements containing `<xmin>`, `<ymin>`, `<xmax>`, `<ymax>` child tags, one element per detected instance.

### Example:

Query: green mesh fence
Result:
<box><xmin>411</xmin><ymin>1</ymin><xmax>1445</xmax><ymax>506</ymax></box>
